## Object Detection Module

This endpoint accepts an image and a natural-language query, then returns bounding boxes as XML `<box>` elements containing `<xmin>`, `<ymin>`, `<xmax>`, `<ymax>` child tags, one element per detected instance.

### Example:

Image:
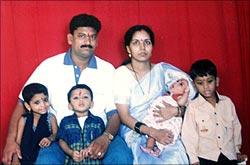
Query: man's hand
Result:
<box><xmin>12</xmin><ymin>154</ymin><xmax>20</xmax><ymax>165</ymax></box>
<box><xmin>87</xmin><ymin>134</ymin><xmax>110</xmax><ymax>159</ymax></box>
<box><xmin>2</xmin><ymin>141</ymin><xmax>21</xmax><ymax>165</ymax></box>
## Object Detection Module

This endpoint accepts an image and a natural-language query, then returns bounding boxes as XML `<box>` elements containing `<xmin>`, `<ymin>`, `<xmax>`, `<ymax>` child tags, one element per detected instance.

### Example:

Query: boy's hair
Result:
<box><xmin>69</xmin><ymin>13</ymin><xmax>101</xmax><ymax>34</ymax></box>
<box><xmin>190</xmin><ymin>59</ymin><xmax>217</xmax><ymax>80</ymax></box>
<box><xmin>67</xmin><ymin>84</ymin><xmax>93</xmax><ymax>103</ymax></box>
<box><xmin>22</xmin><ymin>83</ymin><xmax>48</xmax><ymax>103</ymax></box>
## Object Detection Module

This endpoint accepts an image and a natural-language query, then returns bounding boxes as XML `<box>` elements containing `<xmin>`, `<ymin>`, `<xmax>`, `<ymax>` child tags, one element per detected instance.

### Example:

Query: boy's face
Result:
<box><xmin>68</xmin><ymin>88</ymin><xmax>93</xmax><ymax>116</ymax></box>
<box><xmin>194</xmin><ymin>75</ymin><xmax>218</xmax><ymax>99</ymax></box>
<box><xmin>24</xmin><ymin>93</ymin><xmax>49</xmax><ymax>115</ymax></box>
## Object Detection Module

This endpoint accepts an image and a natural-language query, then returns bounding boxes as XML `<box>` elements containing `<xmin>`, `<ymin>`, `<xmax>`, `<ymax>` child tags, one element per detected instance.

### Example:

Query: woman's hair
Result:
<box><xmin>22</xmin><ymin>83</ymin><xmax>48</xmax><ymax>103</ymax></box>
<box><xmin>69</xmin><ymin>13</ymin><xmax>101</xmax><ymax>34</ymax></box>
<box><xmin>124</xmin><ymin>24</ymin><xmax>155</xmax><ymax>47</ymax></box>
<box><xmin>122</xmin><ymin>24</ymin><xmax>155</xmax><ymax>65</ymax></box>
<box><xmin>67</xmin><ymin>84</ymin><xmax>93</xmax><ymax>102</ymax></box>
<box><xmin>189</xmin><ymin>59</ymin><xmax>217</xmax><ymax>80</ymax></box>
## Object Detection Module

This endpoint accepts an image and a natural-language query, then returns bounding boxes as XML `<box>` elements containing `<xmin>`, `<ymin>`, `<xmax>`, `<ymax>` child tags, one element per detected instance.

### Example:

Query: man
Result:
<box><xmin>2</xmin><ymin>13</ymin><xmax>133</xmax><ymax>165</ymax></box>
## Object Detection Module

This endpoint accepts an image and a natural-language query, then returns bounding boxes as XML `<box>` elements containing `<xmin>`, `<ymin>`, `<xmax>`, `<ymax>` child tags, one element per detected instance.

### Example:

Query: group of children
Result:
<box><xmin>15</xmin><ymin>59</ymin><xmax>247</xmax><ymax>164</ymax></box>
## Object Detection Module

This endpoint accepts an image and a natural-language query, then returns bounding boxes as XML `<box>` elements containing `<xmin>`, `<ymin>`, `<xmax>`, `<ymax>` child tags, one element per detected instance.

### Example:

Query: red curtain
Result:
<box><xmin>1</xmin><ymin>1</ymin><xmax>249</xmax><ymax>158</ymax></box>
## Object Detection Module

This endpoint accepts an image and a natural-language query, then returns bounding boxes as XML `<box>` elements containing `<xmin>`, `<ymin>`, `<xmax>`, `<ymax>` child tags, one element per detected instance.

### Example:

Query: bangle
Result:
<box><xmin>48</xmin><ymin>136</ymin><xmax>55</xmax><ymax>142</ymax></box>
<box><xmin>179</xmin><ymin>106</ymin><xmax>187</xmax><ymax>117</ymax></box>
<box><xmin>134</xmin><ymin>122</ymin><xmax>146</xmax><ymax>134</ymax></box>
<box><xmin>176</xmin><ymin>107</ymin><xmax>181</xmax><ymax>116</ymax></box>
<box><xmin>103</xmin><ymin>131</ymin><xmax>114</xmax><ymax>142</ymax></box>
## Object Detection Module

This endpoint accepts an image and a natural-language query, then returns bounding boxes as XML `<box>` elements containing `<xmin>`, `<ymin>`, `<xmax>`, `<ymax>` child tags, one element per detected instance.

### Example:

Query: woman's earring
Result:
<box><xmin>128</xmin><ymin>53</ymin><xmax>132</xmax><ymax>58</ymax></box>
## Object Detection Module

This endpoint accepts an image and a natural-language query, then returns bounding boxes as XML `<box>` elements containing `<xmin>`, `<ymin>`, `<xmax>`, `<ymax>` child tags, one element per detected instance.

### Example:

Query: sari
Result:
<box><xmin>114</xmin><ymin>62</ymin><xmax>196</xmax><ymax>164</ymax></box>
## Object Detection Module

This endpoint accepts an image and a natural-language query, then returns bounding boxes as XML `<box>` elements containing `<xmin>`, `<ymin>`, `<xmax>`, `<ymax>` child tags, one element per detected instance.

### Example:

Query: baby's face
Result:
<box><xmin>169</xmin><ymin>79</ymin><xmax>188</xmax><ymax>95</ymax></box>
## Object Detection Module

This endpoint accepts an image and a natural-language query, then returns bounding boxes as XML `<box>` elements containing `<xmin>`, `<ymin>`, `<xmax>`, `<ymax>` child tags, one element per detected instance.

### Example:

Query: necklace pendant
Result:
<box><xmin>144</xmin><ymin>93</ymin><xmax>149</xmax><ymax>100</ymax></box>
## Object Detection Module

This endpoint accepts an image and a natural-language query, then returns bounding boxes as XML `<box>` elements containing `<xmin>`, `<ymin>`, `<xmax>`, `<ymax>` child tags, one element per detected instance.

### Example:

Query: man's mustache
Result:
<box><xmin>80</xmin><ymin>45</ymin><xmax>93</xmax><ymax>49</ymax></box>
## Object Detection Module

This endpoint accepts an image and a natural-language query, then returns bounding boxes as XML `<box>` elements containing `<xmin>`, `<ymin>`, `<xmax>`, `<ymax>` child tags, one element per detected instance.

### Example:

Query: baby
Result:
<box><xmin>142</xmin><ymin>71</ymin><xmax>191</xmax><ymax>157</ymax></box>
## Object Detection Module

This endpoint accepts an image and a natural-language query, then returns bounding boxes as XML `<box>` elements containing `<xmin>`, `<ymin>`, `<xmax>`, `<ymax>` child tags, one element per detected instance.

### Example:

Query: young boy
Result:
<box><xmin>14</xmin><ymin>83</ymin><xmax>58</xmax><ymax>165</ymax></box>
<box><xmin>57</xmin><ymin>84</ymin><xmax>105</xmax><ymax>164</ymax></box>
<box><xmin>181</xmin><ymin>59</ymin><xmax>247</xmax><ymax>164</ymax></box>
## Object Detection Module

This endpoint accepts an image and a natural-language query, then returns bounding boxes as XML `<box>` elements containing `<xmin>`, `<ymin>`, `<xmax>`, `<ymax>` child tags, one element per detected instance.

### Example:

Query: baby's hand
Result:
<box><xmin>39</xmin><ymin>137</ymin><xmax>51</xmax><ymax>148</ymax></box>
<box><xmin>80</xmin><ymin>148</ymin><xmax>90</xmax><ymax>160</ymax></box>
<box><xmin>71</xmin><ymin>150</ymin><xmax>81</xmax><ymax>162</ymax></box>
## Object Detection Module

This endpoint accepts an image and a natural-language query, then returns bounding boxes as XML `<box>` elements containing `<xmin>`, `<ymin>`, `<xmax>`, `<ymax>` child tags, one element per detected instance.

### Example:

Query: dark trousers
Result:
<box><xmin>199</xmin><ymin>153</ymin><xmax>237</xmax><ymax>165</ymax></box>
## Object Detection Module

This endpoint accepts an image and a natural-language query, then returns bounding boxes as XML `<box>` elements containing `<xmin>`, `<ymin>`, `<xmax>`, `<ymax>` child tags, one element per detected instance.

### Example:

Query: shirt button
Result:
<box><xmin>74</xmin><ymin>66</ymin><xmax>77</xmax><ymax>69</ymax></box>
<box><xmin>218</xmin><ymin>136</ymin><xmax>220</xmax><ymax>139</ymax></box>
<box><xmin>76</xmin><ymin>74</ymin><xmax>79</xmax><ymax>77</ymax></box>
<box><xmin>219</xmin><ymin>147</ymin><xmax>222</xmax><ymax>150</ymax></box>
<box><xmin>214</xmin><ymin>112</ymin><xmax>217</xmax><ymax>115</ymax></box>
<box><xmin>216</xmin><ymin>123</ymin><xmax>219</xmax><ymax>126</ymax></box>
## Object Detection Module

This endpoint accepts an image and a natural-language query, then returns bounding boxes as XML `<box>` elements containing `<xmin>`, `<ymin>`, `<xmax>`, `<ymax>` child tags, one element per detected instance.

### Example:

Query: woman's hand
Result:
<box><xmin>149</xmin><ymin>127</ymin><xmax>174</xmax><ymax>145</ymax></box>
<box><xmin>153</xmin><ymin>103</ymin><xmax>178</xmax><ymax>122</ymax></box>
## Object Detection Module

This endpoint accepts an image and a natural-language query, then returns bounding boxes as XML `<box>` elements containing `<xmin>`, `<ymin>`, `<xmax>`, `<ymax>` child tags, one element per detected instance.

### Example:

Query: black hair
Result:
<box><xmin>22</xmin><ymin>83</ymin><xmax>48</xmax><ymax>104</ymax></box>
<box><xmin>190</xmin><ymin>59</ymin><xmax>217</xmax><ymax>80</ymax></box>
<box><xmin>67</xmin><ymin>84</ymin><xmax>93</xmax><ymax>103</ymax></box>
<box><xmin>122</xmin><ymin>24</ymin><xmax>155</xmax><ymax>65</ymax></box>
<box><xmin>69</xmin><ymin>13</ymin><xmax>101</xmax><ymax>34</ymax></box>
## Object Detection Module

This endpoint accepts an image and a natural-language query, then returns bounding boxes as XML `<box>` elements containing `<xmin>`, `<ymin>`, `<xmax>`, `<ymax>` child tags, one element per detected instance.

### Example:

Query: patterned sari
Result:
<box><xmin>114</xmin><ymin>62</ymin><xmax>196</xmax><ymax>164</ymax></box>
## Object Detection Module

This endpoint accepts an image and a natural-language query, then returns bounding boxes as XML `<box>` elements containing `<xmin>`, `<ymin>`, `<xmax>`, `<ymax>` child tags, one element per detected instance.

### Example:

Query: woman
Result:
<box><xmin>113</xmin><ymin>25</ymin><xmax>196</xmax><ymax>164</ymax></box>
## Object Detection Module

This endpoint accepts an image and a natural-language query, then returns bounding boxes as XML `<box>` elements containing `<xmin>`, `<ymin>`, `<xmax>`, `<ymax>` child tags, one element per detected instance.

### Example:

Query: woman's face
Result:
<box><xmin>126</xmin><ymin>30</ymin><xmax>153</xmax><ymax>63</ymax></box>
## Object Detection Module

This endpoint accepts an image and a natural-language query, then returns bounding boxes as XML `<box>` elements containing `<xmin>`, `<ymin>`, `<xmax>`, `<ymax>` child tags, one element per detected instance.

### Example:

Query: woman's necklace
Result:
<box><xmin>131</xmin><ymin>63</ymin><xmax>151</xmax><ymax>97</ymax></box>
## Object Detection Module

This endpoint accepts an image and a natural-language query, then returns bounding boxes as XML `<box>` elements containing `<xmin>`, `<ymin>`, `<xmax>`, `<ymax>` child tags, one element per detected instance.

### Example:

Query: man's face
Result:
<box><xmin>68</xmin><ymin>27</ymin><xmax>98</xmax><ymax>59</ymax></box>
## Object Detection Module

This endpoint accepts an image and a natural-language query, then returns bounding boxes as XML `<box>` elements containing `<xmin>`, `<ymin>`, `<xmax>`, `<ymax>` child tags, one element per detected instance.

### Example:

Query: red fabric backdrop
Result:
<box><xmin>1</xmin><ymin>1</ymin><xmax>249</xmax><ymax>159</ymax></box>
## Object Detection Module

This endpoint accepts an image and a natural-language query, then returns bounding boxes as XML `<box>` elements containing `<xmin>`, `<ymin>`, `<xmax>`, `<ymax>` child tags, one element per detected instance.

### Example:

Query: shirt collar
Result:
<box><xmin>63</xmin><ymin>48</ymin><xmax>97</xmax><ymax>69</ymax></box>
<box><xmin>73</xmin><ymin>111</ymin><xmax>96</xmax><ymax>119</ymax></box>
<box><xmin>197</xmin><ymin>91</ymin><xmax>225</xmax><ymax>103</ymax></box>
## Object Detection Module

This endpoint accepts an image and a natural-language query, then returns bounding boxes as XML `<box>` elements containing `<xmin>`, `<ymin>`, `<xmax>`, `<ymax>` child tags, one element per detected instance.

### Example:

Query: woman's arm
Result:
<box><xmin>116</xmin><ymin>103</ymin><xmax>174</xmax><ymax>145</ymax></box>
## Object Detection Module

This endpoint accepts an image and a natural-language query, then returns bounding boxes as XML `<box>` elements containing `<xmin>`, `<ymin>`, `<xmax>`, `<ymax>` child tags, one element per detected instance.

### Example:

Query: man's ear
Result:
<box><xmin>67</xmin><ymin>33</ymin><xmax>73</xmax><ymax>45</ymax></box>
<box><xmin>24</xmin><ymin>102</ymin><xmax>31</xmax><ymax>112</ymax></box>
<box><xmin>68</xmin><ymin>103</ymin><xmax>73</xmax><ymax>110</ymax></box>
<box><xmin>216</xmin><ymin>77</ymin><xmax>220</xmax><ymax>87</ymax></box>
<box><xmin>90</xmin><ymin>102</ymin><xmax>94</xmax><ymax>109</ymax></box>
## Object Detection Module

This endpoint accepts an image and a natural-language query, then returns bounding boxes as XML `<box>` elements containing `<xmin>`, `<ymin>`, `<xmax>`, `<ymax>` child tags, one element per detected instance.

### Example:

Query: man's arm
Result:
<box><xmin>2</xmin><ymin>101</ymin><xmax>24</xmax><ymax>165</ymax></box>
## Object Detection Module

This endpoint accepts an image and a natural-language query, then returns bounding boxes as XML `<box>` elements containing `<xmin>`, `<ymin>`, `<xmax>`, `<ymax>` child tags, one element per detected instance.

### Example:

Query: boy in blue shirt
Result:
<box><xmin>58</xmin><ymin>84</ymin><xmax>105</xmax><ymax>164</ymax></box>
